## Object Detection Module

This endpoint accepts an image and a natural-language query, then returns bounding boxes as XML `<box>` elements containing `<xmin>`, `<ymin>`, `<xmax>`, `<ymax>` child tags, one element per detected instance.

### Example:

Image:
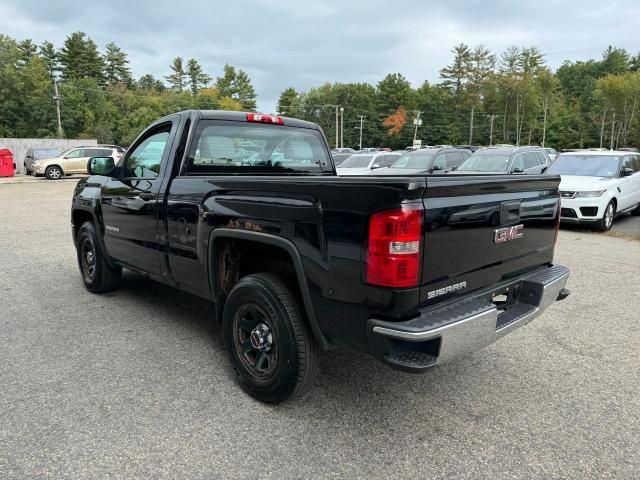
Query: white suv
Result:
<box><xmin>546</xmin><ymin>151</ymin><xmax>640</xmax><ymax>231</ymax></box>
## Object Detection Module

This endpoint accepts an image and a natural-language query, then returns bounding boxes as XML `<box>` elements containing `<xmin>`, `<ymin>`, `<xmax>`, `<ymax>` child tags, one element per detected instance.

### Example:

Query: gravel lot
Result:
<box><xmin>1</xmin><ymin>180</ymin><xmax>639</xmax><ymax>479</ymax></box>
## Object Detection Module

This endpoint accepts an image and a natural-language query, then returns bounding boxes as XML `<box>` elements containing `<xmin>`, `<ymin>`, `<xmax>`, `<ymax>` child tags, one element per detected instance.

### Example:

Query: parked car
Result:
<box><xmin>546</xmin><ymin>151</ymin><xmax>640</xmax><ymax>231</ymax></box>
<box><xmin>32</xmin><ymin>146</ymin><xmax>121</xmax><ymax>180</ymax></box>
<box><xmin>455</xmin><ymin>144</ymin><xmax>482</xmax><ymax>152</ymax></box>
<box><xmin>331</xmin><ymin>147</ymin><xmax>357</xmax><ymax>154</ymax></box>
<box><xmin>454</xmin><ymin>146</ymin><xmax>551</xmax><ymax>175</ymax></box>
<box><xmin>23</xmin><ymin>148</ymin><xmax>62</xmax><ymax>175</ymax></box>
<box><xmin>543</xmin><ymin>147</ymin><xmax>558</xmax><ymax>161</ymax></box>
<box><xmin>336</xmin><ymin>151</ymin><xmax>402</xmax><ymax>175</ymax></box>
<box><xmin>331</xmin><ymin>152</ymin><xmax>353</xmax><ymax>166</ymax></box>
<box><xmin>71</xmin><ymin>110</ymin><xmax>569</xmax><ymax>403</ymax></box>
<box><xmin>377</xmin><ymin>148</ymin><xmax>471</xmax><ymax>175</ymax></box>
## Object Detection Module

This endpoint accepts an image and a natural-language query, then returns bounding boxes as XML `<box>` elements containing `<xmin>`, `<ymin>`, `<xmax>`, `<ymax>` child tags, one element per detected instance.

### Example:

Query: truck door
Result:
<box><xmin>100</xmin><ymin>120</ymin><xmax>177</xmax><ymax>275</ymax></box>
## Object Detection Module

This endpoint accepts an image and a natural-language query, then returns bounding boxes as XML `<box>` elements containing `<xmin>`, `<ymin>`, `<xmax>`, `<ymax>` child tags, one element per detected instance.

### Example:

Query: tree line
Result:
<box><xmin>1</xmin><ymin>32</ymin><xmax>639</xmax><ymax>150</ymax></box>
<box><xmin>278</xmin><ymin>44</ymin><xmax>640</xmax><ymax>150</ymax></box>
<box><xmin>0</xmin><ymin>32</ymin><xmax>257</xmax><ymax>145</ymax></box>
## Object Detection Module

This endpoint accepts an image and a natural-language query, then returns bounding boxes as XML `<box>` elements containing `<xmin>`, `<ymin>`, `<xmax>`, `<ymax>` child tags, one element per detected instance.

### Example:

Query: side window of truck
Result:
<box><xmin>185</xmin><ymin>121</ymin><xmax>327</xmax><ymax>174</ymax></box>
<box><xmin>123</xmin><ymin>125</ymin><xmax>171</xmax><ymax>178</ymax></box>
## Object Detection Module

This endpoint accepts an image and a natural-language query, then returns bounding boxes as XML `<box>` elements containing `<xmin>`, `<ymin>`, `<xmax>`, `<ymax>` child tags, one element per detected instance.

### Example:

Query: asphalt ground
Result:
<box><xmin>1</xmin><ymin>180</ymin><xmax>639</xmax><ymax>479</ymax></box>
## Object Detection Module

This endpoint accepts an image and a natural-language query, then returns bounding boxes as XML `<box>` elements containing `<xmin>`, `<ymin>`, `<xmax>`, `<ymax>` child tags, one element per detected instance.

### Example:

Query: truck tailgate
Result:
<box><xmin>420</xmin><ymin>175</ymin><xmax>560</xmax><ymax>305</ymax></box>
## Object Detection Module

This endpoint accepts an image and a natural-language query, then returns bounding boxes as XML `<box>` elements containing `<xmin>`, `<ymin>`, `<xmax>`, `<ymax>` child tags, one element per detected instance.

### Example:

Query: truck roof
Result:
<box><xmin>164</xmin><ymin>110</ymin><xmax>321</xmax><ymax>131</ymax></box>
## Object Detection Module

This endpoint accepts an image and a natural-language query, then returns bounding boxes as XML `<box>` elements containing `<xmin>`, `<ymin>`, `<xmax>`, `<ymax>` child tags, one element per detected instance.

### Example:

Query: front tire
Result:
<box><xmin>596</xmin><ymin>201</ymin><xmax>615</xmax><ymax>232</ymax></box>
<box><xmin>222</xmin><ymin>273</ymin><xmax>319</xmax><ymax>403</ymax></box>
<box><xmin>76</xmin><ymin>221</ymin><xmax>122</xmax><ymax>293</ymax></box>
<box><xmin>45</xmin><ymin>165</ymin><xmax>63</xmax><ymax>180</ymax></box>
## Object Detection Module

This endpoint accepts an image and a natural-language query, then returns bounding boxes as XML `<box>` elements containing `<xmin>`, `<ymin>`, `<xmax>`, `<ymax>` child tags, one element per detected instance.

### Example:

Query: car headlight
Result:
<box><xmin>575</xmin><ymin>190</ymin><xmax>606</xmax><ymax>198</ymax></box>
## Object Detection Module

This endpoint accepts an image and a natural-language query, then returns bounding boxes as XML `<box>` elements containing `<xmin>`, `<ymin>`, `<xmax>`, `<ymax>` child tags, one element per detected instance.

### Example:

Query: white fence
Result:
<box><xmin>0</xmin><ymin>138</ymin><xmax>98</xmax><ymax>174</ymax></box>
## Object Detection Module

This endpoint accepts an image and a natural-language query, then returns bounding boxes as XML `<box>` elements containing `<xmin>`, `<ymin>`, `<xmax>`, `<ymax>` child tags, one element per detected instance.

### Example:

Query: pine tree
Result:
<box><xmin>277</xmin><ymin>87</ymin><xmax>300</xmax><ymax>115</ymax></box>
<box><xmin>58</xmin><ymin>32</ymin><xmax>105</xmax><ymax>83</ymax></box>
<box><xmin>104</xmin><ymin>42</ymin><xmax>131</xmax><ymax>85</ymax></box>
<box><xmin>186</xmin><ymin>58</ymin><xmax>212</xmax><ymax>95</ymax></box>
<box><xmin>440</xmin><ymin>43</ymin><xmax>471</xmax><ymax>94</ymax></box>
<box><xmin>166</xmin><ymin>57</ymin><xmax>186</xmax><ymax>91</ymax></box>
<box><xmin>215</xmin><ymin>64</ymin><xmax>257</xmax><ymax>110</ymax></box>
<box><xmin>233</xmin><ymin>69</ymin><xmax>256</xmax><ymax>110</ymax></box>
<box><xmin>17</xmin><ymin>39</ymin><xmax>37</xmax><ymax>65</ymax></box>
<box><xmin>39</xmin><ymin>41</ymin><xmax>58</xmax><ymax>80</ymax></box>
<box><xmin>215</xmin><ymin>63</ymin><xmax>236</xmax><ymax>98</ymax></box>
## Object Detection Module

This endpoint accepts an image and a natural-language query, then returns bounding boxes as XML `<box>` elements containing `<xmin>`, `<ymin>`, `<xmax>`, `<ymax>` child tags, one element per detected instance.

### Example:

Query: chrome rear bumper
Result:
<box><xmin>369</xmin><ymin>265</ymin><xmax>570</xmax><ymax>372</ymax></box>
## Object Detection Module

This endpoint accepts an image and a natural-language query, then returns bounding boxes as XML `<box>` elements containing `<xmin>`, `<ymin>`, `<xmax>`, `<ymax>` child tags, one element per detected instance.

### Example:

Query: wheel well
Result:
<box><xmin>72</xmin><ymin>210</ymin><xmax>94</xmax><ymax>241</ymax></box>
<box><xmin>46</xmin><ymin>164</ymin><xmax>64</xmax><ymax>174</ymax></box>
<box><xmin>211</xmin><ymin>235</ymin><xmax>331</xmax><ymax>350</ymax></box>
<box><xmin>214</xmin><ymin>238</ymin><xmax>298</xmax><ymax>297</ymax></box>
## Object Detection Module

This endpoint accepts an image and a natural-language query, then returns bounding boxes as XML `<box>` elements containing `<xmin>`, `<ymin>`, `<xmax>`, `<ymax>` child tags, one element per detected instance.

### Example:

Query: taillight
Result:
<box><xmin>366</xmin><ymin>207</ymin><xmax>423</xmax><ymax>288</ymax></box>
<box><xmin>246</xmin><ymin>113</ymin><xmax>284</xmax><ymax>125</ymax></box>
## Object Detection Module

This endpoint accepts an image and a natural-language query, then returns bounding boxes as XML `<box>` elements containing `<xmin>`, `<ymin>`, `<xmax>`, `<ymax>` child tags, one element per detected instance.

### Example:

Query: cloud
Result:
<box><xmin>1</xmin><ymin>0</ymin><xmax>638</xmax><ymax>112</ymax></box>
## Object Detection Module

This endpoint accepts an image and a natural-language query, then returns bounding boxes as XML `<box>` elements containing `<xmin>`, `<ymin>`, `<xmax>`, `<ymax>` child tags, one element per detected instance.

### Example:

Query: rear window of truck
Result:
<box><xmin>184</xmin><ymin>121</ymin><xmax>329</xmax><ymax>175</ymax></box>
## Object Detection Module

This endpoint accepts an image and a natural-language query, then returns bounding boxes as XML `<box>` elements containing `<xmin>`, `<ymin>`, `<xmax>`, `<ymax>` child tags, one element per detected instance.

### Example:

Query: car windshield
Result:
<box><xmin>34</xmin><ymin>149</ymin><xmax>61</xmax><ymax>158</ymax></box>
<box><xmin>339</xmin><ymin>155</ymin><xmax>373</xmax><ymax>168</ymax></box>
<box><xmin>390</xmin><ymin>151</ymin><xmax>435</xmax><ymax>169</ymax></box>
<box><xmin>457</xmin><ymin>153</ymin><xmax>511</xmax><ymax>172</ymax></box>
<box><xmin>546</xmin><ymin>155</ymin><xmax>620</xmax><ymax>177</ymax></box>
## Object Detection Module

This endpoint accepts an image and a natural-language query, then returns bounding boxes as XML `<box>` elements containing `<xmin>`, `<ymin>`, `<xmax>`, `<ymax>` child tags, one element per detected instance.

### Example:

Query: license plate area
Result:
<box><xmin>490</xmin><ymin>283</ymin><xmax>522</xmax><ymax>317</ymax></box>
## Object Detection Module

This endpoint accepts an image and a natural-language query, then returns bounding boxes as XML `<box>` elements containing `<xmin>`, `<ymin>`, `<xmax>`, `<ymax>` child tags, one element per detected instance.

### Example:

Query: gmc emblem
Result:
<box><xmin>494</xmin><ymin>224</ymin><xmax>524</xmax><ymax>243</ymax></box>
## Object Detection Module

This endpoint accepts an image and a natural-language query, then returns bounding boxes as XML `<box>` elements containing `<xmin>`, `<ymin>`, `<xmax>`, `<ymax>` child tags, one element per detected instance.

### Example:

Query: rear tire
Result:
<box><xmin>631</xmin><ymin>203</ymin><xmax>640</xmax><ymax>216</ymax></box>
<box><xmin>596</xmin><ymin>201</ymin><xmax>615</xmax><ymax>232</ymax></box>
<box><xmin>222</xmin><ymin>273</ymin><xmax>319</xmax><ymax>403</ymax></box>
<box><xmin>76</xmin><ymin>221</ymin><xmax>122</xmax><ymax>293</ymax></box>
<box><xmin>45</xmin><ymin>165</ymin><xmax>63</xmax><ymax>180</ymax></box>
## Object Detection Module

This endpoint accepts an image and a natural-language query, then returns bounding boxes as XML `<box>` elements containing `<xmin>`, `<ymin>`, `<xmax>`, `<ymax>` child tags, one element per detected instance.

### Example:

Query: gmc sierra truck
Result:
<box><xmin>71</xmin><ymin>110</ymin><xmax>570</xmax><ymax>403</ymax></box>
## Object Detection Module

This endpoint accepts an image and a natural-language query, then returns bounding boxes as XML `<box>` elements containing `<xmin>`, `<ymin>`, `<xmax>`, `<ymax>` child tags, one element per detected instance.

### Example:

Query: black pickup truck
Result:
<box><xmin>71</xmin><ymin>110</ymin><xmax>570</xmax><ymax>403</ymax></box>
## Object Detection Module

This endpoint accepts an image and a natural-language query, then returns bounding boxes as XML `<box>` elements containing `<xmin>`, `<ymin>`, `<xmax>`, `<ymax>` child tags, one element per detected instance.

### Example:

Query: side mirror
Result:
<box><xmin>622</xmin><ymin>167</ymin><xmax>635</xmax><ymax>177</ymax></box>
<box><xmin>371</xmin><ymin>163</ymin><xmax>381</xmax><ymax>169</ymax></box>
<box><xmin>88</xmin><ymin>156</ymin><xmax>116</xmax><ymax>176</ymax></box>
<box><xmin>512</xmin><ymin>167</ymin><xmax>524</xmax><ymax>174</ymax></box>
<box><xmin>541</xmin><ymin>166</ymin><xmax>548</xmax><ymax>174</ymax></box>
<box><xmin>451</xmin><ymin>166</ymin><xmax>458</xmax><ymax>171</ymax></box>
<box><xmin>431</xmin><ymin>164</ymin><xmax>443</xmax><ymax>171</ymax></box>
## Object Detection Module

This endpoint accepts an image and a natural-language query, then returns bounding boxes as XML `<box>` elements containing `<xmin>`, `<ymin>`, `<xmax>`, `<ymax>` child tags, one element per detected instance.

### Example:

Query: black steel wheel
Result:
<box><xmin>75</xmin><ymin>221</ymin><xmax>122</xmax><ymax>293</ymax></box>
<box><xmin>222</xmin><ymin>273</ymin><xmax>319</xmax><ymax>403</ymax></box>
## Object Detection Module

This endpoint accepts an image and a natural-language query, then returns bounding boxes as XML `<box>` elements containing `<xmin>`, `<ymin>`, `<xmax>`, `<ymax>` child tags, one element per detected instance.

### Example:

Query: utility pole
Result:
<box><xmin>610</xmin><ymin>112</ymin><xmax>616</xmax><ymax>150</ymax></box>
<box><xmin>358</xmin><ymin>115</ymin><xmax>366</xmax><ymax>150</ymax></box>
<box><xmin>340</xmin><ymin>107</ymin><xmax>344</xmax><ymax>148</ymax></box>
<box><xmin>53</xmin><ymin>81</ymin><xmax>63</xmax><ymax>138</ymax></box>
<box><xmin>335</xmin><ymin>106</ymin><xmax>339</xmax><ymax>149</ymax></box>
<box><xmin>413</xmin><ymin>111</ymin><xmax>422</xmax><ymax>144</ymax></box>
<box><xmin>468</xmin><ymin>105</ymin><xmax>475</xmax><ymax>145</ymax></box>
<box><xmin>487</xmin><ymin>114</ymin><xmax>496</xmax><ymax>146</ymax></box>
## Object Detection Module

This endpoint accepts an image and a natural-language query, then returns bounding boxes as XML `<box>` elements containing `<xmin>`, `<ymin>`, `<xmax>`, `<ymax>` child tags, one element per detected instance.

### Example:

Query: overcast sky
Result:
<box><xmin>1</xmin><ymin>0</ymin><xmax>638</xmax><ymax>112</ymax></box>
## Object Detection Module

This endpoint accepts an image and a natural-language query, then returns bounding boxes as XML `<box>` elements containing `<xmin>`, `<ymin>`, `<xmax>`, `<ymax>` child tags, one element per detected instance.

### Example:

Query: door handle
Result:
<box><xmin>139</xmin><ymin>192</ymin><xmax>155</xmax><ymax>201</ymax></box>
